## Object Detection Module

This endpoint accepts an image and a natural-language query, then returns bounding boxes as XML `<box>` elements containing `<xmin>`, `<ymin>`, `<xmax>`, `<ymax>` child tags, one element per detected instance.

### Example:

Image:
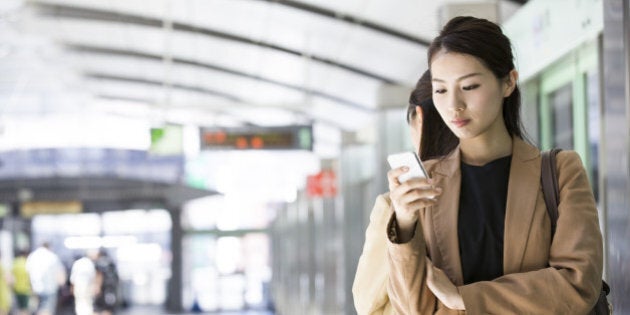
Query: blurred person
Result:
<box><xmin>0</xmin><ymin>252</ymin><xmax>12</xmax><ymax>315</ymax></box>
<box><xmin>353</xmin><ymin>69</ymin><xmax>440</xmax><ymax>314</ymax></box>
<box><xmin>70</xmin><ymin>250</ymin><xmax>98</xmax><ymax>315</ymax></box>
<box><xmin>354</xmin><ymin>16</ymin><xmax>603</xmax><ymax>314</ymax></box>
<box><xmin>26</xmin><ymin>242</ymin><xmax>67</xmax><ymax>315</ymax></box>
<box><xmin>93</xmin><ymin>249</ymin><xmax>119</xmax><ymax>315</ymax></box>
<box><xmin>12</xmin><ymin>250</ymin><xmax>31</xmax><ymax>315</ymax></box>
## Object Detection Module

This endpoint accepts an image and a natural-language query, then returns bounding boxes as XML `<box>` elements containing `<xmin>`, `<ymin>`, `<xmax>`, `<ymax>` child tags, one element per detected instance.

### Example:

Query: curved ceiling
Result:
<box><xmin>0</xmin><ymin>0</ymin><xmax>525</xmax><ymax>135</ymax></box>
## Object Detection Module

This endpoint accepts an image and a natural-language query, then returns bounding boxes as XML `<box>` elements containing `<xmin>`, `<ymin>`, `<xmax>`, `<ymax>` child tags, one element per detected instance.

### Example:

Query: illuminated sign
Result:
<box><xmin>306</xmin><ymin>170</ymin><xmax>337</xmax><ymax>198</ymax></box>
<box><xmin>20</xmin><ymin>201</ymin><xmax>82</xmax><ymax>218</ymax></box>
<box><xmin>150</xmin><ymin>124</ymin><xmax>183</xmax><ymax>155</ymax></box>
<box><xmin>200</xmin><ymin>125</ymin><xmax>313</xmax><ymax>150</ymax></box>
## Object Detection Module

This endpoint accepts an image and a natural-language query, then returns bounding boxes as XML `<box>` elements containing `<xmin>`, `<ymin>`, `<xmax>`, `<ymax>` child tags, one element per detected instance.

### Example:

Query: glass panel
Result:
<box><xmin>242</xmin><ymin>233</ymin><xmax>271</xmax><ymax>308</ymax></box>
<box><xmin>182</xmin><ymin>234</ymin><xmax>218</xmax><ymax>311</ymax></box>
<box><xmin>181</xmin><ymin>195</ymin><xmax>221</xmax><ymax>230</ymax></box>
<box><xmin>101</xmin><ymin>210</ymin><xmax>172</xmax><ymax>306</ymax></box>
<box><xmin>550</xmin><ymin>83</ymin><xmax>574</xmax><ymax>149</ymax></box>
<box><xmin>586</xmin><ymin>71</ymin><xmax>600</xmax><ymax>201</ymax></box>
<box><xmin>216</xmin><ymin>236</ymin><xmax>245</xmax><ymax>310</ymax></box>
<box><xmin>182</xmin><ymin>233</ymin><xmax>271</xmax><ymax>312</ymax></box>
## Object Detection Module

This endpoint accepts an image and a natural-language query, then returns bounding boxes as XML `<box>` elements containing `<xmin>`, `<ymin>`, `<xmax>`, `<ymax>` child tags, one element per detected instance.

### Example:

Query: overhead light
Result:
<box><xmin>64</xmin><ymin>235</ymin><xmax>138</xmax><ymax>249</ymax></box>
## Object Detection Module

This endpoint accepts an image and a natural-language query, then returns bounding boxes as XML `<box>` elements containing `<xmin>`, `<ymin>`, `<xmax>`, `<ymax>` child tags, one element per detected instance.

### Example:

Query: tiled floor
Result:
<box><xmin>117</xmin><ymin>305</ymin><xmax>274</xmax><ymax>315</ymax></box>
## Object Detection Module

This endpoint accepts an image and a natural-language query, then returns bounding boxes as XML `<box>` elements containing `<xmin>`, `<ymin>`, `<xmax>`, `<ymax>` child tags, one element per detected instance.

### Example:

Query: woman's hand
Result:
<box><xmin>387</xmin><ymin>168</ymin><xmax>441</xmax><ymax>242</ymax></box>
<box><xmin>425</xmin><ymin>257</ymin><xmax>465</xmax><ymax>310</ymax></box>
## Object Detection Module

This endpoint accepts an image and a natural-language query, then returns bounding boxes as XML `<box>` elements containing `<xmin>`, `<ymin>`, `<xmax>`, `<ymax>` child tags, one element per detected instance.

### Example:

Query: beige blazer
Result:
<box><xmin>353</xmin><ymin>138</ymin><xmax>603</xmax><ymax>315</ymax></box>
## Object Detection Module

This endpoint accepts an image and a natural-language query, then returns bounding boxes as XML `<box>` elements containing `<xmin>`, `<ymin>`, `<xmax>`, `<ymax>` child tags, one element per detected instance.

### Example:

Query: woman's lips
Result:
<box><xmin>451</xmin><ymin>119</ymin><xmax>470</xmax><ymax>128</ymax></box>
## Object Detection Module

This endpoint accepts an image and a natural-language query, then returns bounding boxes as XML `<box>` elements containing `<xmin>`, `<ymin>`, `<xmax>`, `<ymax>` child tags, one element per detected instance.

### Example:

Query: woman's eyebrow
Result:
<box><xmin>432</xmin><ymin>72</ymin><xmax>482</xmax><ymax>83</ymax></box>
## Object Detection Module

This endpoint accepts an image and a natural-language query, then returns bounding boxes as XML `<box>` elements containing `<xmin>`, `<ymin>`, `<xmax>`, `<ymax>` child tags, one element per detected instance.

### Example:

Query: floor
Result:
<box><xmin>117</xmin><ymin>305</ymin><xmax>275</xmax><ymax>315</ymax></box>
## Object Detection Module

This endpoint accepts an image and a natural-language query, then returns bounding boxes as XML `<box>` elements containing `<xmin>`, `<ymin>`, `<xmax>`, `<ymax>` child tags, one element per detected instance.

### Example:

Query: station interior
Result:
<box><xmin>0</xmin><ymin>0</ymin><xmax>629</xmax><ymax>314</ymax></box>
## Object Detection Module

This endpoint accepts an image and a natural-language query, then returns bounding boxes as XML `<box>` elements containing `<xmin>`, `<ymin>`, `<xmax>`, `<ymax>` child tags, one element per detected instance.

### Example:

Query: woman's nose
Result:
<box><xmin>447</xmin><ymin>91</ymin><xmax>465</xmax><ymax>112</ymax></box>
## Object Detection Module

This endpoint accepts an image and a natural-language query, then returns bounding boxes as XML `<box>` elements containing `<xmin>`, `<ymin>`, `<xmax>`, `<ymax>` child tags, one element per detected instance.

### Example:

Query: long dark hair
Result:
<box><xmin>407</xmin><ymin>70</ymin><xmax>458</xmax><ymax>161</ymax></box>
<box><xmin>426</xmin><ymin>16</ymin><xmax>528</xmax><ymax>156</ymax></box>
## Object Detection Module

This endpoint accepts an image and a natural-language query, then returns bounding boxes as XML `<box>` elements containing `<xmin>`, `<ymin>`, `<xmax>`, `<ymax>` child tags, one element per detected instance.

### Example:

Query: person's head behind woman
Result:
<box><xmin>426</xmin><ymin>16</ymin><xmax>526</xmax><ymax>156</ymax></box>
<box><xmin>407</xmin><ymin>70</ymin><xmax>458</xmax><ymax>161</ymax></box>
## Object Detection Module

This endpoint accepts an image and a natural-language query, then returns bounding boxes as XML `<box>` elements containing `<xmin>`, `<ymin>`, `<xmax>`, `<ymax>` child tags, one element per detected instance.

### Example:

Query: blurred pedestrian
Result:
<box><xmin>26</xmin><ymin>242</ymin><xmax>66</xmax><ymax>315</ymax></box>
<box><xmin>353</xmin><ymin>69</ymin><xmax>443</xmax><ymax>314</ymax></box>
<box><xmin>93</xmin><ymin>249</ymin><xmax>119</xmax><ymax>315</ymax></box>
<box><xmin>0</xmin><ymin>252</ymin><xmax>11</xmax><ymax>315</ymax></box>
<box><xmin>12</xmin><ymin>250</ymin><xmax>31</xmax><ymax>315</ymax></box>
<box><xmin>70</xmin><ymin>250</ymin><xmax>98</xmax><ymax>315</ymax></box>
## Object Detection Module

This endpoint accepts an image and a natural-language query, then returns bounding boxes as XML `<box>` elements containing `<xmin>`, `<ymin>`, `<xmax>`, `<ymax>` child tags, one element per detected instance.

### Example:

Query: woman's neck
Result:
<box><xmin>459</xmin><ymin>131</ymin><xmax>513</xmax><ymax>166</ymax></box>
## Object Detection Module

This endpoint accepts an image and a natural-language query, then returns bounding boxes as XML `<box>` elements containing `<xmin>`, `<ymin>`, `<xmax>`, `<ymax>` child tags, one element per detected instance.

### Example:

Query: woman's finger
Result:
<box><xmin>403</xmin><ymin>197</ymin><xmax>438</xmax><ymax>210</ymax></box>
<box><xmin>395</xmin><ymin>185</ymin><xmax>442</xmax><ymax>204</ymax></box>
<box><xmin>387</xmin><ymin>167</ymin><xmax>408</xmax><ymax>190</ymax></box>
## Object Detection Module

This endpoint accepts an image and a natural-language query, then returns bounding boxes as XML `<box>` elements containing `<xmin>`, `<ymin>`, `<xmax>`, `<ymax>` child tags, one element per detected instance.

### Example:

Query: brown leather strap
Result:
<box><xmin>541</xmin><ymin>148</ymin><xmax>562</xmax><ymax>237</ymax></box>
<box><xmin>542</xmin><ymin>148</ymin><xmax>611</xmax><ymax>309</ymax></box>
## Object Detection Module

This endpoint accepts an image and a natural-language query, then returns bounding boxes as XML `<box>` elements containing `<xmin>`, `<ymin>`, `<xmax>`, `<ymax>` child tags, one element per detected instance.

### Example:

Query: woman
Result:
<box><xmin>353</xmin><ymin>69</ymin><xmax>437</xmax><ymax>315</ymax></box>
<box><xmin>355</xmin><ymin>16</ymin><xmax>603</xmax><ymax>314</ymax></box>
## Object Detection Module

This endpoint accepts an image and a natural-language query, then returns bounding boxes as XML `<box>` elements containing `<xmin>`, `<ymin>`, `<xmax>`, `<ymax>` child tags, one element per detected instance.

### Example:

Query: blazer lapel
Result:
<box><xmin>431</xmin><ymin>148</ymin><xmax>464</xmax><ymax>286</ymax></box>
<box><xmin>503</xmin><ymin>138</ymin><xmax>541</xmax><ymax>274</ymax></box>
<box><xmin>430</xmin><ymin>138</ymin><xmax>540</xmax><ymax>283</ymax></box>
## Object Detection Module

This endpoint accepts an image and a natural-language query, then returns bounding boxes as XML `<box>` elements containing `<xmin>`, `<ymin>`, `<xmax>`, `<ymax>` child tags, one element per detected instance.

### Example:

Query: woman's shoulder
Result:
<box><xmin>555</xmin><ymin>149</ymin><xmax>584</xmax><ymax>165</ymax></box>
<box><xmin>554</xmin><ymin>150</ymin><xmax>588</xmax><ymax>180</ymax></box>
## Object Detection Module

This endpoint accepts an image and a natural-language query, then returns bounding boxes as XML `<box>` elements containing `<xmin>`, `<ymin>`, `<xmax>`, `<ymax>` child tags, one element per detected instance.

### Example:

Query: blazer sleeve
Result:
<box><xmin>459</xmin><ymin>151</ymin><xmax>603</xmax><ymax>315</ymax></box>
<box><xmin>386</xmin><ymin>209</ymin><xmax>438</xmax><ymax>314</ymax></box>
<box><xmin>352</xmin><ymin>194</ymin><xmax>392</xmax><ymax>315</ymax></box>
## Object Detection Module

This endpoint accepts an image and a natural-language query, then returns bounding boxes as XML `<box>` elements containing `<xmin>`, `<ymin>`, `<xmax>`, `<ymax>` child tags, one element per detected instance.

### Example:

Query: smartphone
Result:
<box><xmin>387</xmin><ymin>151</ymin><xmax>429</xmax><ymax>183</ymax></box>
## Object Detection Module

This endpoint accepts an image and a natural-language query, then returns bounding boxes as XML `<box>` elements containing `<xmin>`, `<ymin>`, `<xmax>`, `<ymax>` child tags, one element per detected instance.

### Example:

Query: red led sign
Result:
<box><xmin>200</xmin><ymin>125</ymin><xmax>313</xmax><ymax>151</ymax></box>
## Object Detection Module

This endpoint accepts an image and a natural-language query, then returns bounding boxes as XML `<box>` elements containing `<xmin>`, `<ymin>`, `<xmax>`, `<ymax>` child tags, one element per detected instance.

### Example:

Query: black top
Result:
<box><xmin>458</xmin><ymin>155</ymin><xmax>511</xmax><ymax>284</ymax></box>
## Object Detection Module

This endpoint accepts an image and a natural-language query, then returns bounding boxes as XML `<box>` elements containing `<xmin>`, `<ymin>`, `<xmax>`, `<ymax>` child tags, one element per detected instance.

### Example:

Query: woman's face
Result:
<box><xmin>430</xmin><ymin>51</ymin><xmax>514</xmax><ymax>141</ymax></box>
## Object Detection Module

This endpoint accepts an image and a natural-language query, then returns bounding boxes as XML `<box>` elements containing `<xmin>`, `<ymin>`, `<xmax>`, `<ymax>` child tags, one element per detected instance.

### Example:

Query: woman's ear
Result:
<box><xmin>414</xmin><ymin>105</ymin><xmax>424</xmax><ymax>129</ymax></box>
<box><xmin>503</xmin><ymin>69</ymin><xmax>519</xmax><ymax>97</ymax></box>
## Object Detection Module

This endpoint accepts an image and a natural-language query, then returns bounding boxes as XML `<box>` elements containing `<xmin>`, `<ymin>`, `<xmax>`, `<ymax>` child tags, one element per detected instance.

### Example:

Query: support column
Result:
<box><xmin>166</xmin><ymin>206</ymin><xmax>183</xmax><ymax>313</ymax></box>
<box><xmin>602</xmin><ymin>0</ymin><xmax>630</xmax><ymax>313</ymax></box>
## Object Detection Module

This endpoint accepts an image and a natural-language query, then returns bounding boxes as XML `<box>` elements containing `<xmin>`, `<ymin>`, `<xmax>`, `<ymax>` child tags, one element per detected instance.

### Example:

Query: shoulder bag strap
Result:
<box><xmin>541</xmin><ymin>148</ymin><xmax>562</xmax><ymax>238</ymax></box>
<box><xmin>541</xmin><ymin>148</ymin><xmax>611</xmax><ymax>308</ymax></box>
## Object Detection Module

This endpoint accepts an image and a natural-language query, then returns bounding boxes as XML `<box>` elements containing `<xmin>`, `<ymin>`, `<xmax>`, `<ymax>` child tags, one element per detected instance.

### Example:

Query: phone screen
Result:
<box><xmin>387</xmin><ymin>152</ymin><xmax>429</xmax><ymax>183</ymax></box>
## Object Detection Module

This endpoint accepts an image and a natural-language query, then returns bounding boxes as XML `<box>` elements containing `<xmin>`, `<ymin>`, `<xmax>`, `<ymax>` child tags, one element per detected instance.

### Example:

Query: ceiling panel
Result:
<box><xmin>28</xmin><ymin>17</ymin><xmax>382</xmax><ymax>108</ymax></box>
<box><xmin>337</xmin><ymin>27</ymin><xmax>428</xmax><ymax>84</ymax></box>
<box><xmin>1</xmin><ymin>0</ymin><xmax>526</xmax><ymax>149</ymax></box>
<box><xmin>28</xmin><ymin>0</ymin><xmax>421</xmax><ymax>82</ymax></box>
<box><xmin>93</xmin><ymin>96</ymin><xmax>245</xmax><ymax>128</ymax></box>
<box><xmin>293</xmin><ymin>0</ymin><xmax>440</xmax><ymax>40</ymax></box>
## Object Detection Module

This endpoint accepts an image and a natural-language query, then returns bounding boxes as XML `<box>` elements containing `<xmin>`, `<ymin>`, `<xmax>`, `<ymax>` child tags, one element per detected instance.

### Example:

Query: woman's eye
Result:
<box><xmin>462</xmin><ymin>84</ymin><xmax>480</xmax><ymax>91</ymax></box>
<box><xmin>434</xmin><ymin>89</ymin><xmax>446</xmax><ymax>94</ymax></box>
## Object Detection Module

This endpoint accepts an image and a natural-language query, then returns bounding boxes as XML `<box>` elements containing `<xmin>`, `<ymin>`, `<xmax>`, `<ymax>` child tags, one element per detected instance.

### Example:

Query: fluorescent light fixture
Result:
<box><xmin>64</xmin><ymin>235</ymin><xmax>138</xmax><ymax>249</ymax></box>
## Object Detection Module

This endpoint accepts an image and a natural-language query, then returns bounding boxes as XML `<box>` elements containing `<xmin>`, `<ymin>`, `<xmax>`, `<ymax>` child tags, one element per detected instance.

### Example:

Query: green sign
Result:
<box><xmin>150</xmin><ymin>124</ymin><xmax>184</xmax><ymax>155</ymax></box>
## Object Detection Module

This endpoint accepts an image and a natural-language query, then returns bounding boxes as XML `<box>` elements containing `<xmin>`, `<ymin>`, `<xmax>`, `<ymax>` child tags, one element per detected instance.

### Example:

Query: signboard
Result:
<box><xmin>503</xmin><ymin>0</ymin><xmax>603</xmax><ymax>81</ymax></box>
<box><xmin>306</xmin><ymin>170</ymin><xmax>337</xmax><ymax>198</ymax></box>
<box><xmin>0</xmin><ymin>148</ymin><xmax>184</xmax><ymax>183</ymax></box>
<box><xmin>20</xmin><ymin>201</ymin><xmax>82</xmax><ymax>218</ymax></box>
<box><xmin>150</xmin><ymin>124</ymin><xmax>183</xmax><ymax>155</ymax></box>
<box><xmin>200</xmin><ymin>125</ymin><xmax>313</xmax><ymax>151</ymax></box>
